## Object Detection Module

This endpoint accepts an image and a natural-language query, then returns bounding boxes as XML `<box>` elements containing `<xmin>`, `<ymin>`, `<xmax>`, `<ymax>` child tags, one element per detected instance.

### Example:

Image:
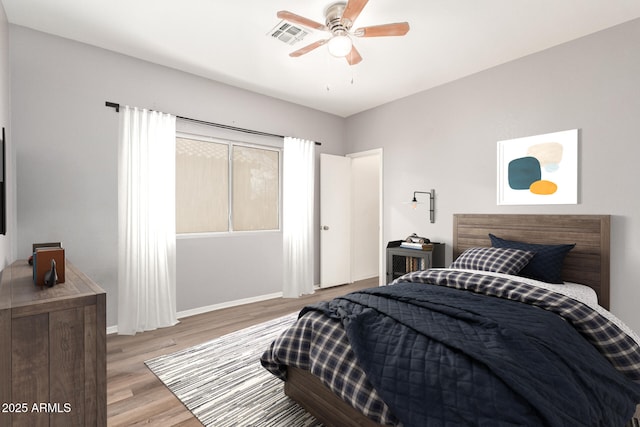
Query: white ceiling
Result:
<box><xmin>3</xmin><ymin>0</ymin><xmax>640</xmax><ymax>117</ymax></box>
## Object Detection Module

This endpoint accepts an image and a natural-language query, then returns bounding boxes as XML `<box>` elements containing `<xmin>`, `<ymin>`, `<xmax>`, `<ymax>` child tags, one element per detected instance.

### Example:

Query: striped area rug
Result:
<box><xmin>145</xmin><ymin>313</ymin><xmax>321</xmax><ymax>427</ymax></box>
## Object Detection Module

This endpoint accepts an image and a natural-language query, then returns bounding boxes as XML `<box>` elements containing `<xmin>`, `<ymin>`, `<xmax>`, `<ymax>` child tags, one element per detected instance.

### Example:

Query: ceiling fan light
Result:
<box><xmin>327</xmin><ymin>34</ymin><xmax>352</xmax><ymax>57</ymax></box>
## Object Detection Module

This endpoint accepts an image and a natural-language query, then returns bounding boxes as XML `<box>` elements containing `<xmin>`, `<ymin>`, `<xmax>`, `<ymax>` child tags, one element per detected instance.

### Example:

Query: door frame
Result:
<box><xmin>346</xmin><ymin>148</ymin><xmax>384</xmax><ymax>286</ymax></box>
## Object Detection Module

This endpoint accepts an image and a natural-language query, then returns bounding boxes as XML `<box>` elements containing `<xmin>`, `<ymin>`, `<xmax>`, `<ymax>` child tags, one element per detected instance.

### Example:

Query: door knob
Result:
<box><xmin>322</xmin><ymin>225</ymin><xmax>330</xmax><ymax>230</ymax></box>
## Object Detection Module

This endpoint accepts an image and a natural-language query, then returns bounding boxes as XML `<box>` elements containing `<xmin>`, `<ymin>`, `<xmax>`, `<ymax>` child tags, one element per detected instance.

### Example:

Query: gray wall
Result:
<box><xmin>9</xmin><ymin>18</ymin><xmax>640</xmax><ymax>335</ymax></box>
<box><xmin>345</xmin><ymin>18</ymin><xmax>640</xmax><ymax>333</ymax></box>
<box><xmin>9</xmin><ymin>25</ymin><xmax>346</xmax><ymax>328</ymax></box>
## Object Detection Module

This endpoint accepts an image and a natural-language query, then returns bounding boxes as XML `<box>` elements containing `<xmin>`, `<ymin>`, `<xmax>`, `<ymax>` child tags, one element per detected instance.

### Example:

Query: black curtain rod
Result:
<box><xmin>105</xmin><ymin>101</ymin><xmax>321</xmax><ymax>146</ymax></box>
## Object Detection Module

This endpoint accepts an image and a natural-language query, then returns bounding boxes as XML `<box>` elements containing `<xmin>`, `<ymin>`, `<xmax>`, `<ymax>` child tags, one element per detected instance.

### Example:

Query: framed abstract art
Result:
<box><xmin>497</xmin><ymin>129</ymin><xmax>578</xmax><ymax>205</ymax></box>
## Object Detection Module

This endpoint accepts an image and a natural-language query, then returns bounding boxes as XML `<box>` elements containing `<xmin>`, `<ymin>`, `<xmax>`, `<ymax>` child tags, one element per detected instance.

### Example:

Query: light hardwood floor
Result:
<box><xmin>107</xmin><ymin>277</ymin><xmax>378</xmax><ymax>426</ymax></box>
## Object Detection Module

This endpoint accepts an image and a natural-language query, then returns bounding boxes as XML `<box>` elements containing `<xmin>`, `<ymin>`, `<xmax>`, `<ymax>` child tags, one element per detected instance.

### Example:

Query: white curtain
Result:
<box><xmin>117</xmin><ymin>106</ymin><xmax>178</xmax><ymax>335</ymax></box>
<box><xmin>282</xmin><ymin>137</ymin><xmax>315</xmax><ymax>297</ymax></box>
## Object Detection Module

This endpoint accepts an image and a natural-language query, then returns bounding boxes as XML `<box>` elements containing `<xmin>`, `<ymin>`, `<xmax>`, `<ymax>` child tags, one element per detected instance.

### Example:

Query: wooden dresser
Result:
<box><xmin>0</xmin><ymin>260</ymin><xmax>106</xmax><ymax>427</ymax></box>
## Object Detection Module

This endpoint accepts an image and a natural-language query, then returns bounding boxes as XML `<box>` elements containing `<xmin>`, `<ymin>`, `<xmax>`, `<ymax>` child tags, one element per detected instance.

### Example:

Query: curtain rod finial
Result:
<box><xmin>105</xmin><ymin>101</ymin><xmax>120</xmax><ymax>113</ymax></box>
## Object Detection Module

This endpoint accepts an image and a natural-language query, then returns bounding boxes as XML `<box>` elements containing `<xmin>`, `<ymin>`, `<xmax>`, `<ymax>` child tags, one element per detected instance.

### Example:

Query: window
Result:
<box><xmin>232</xmin><ymin>145</ymin><xmax>280</xmax><ymax>231</ymax></box>
<box><xmin>176</xmin><ymin>135</ymin><xmax>280</xmax><ymax>234</ymax></box>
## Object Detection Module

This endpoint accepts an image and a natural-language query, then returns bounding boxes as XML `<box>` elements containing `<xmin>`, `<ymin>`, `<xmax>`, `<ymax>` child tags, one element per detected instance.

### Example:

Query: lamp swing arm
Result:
<box><xmin>412</xmin><ymin>189</ymin><xmax>435</xmax><ymax>223</ymax></box>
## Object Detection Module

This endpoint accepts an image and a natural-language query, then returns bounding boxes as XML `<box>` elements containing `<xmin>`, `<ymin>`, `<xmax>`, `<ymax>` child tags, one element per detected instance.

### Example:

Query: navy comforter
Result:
<box><xmin>301</xmin><ymin>282</ymin><xmax>640</xmax><ymax>426</ymax></box>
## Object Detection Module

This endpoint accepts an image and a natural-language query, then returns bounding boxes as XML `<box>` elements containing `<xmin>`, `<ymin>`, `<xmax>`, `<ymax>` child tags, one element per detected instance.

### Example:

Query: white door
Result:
<box><xmin>320</xmin><ymin>154</ymin><xmax>351</xmax><ymax>288</ymax></box>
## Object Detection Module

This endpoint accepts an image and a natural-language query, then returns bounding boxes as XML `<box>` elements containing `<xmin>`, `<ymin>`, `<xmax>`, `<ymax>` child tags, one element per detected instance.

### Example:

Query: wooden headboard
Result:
<box><xmin>453</xmin><ymin>214</ymin><xmax>611</xmax><ymax>309</ymax></box>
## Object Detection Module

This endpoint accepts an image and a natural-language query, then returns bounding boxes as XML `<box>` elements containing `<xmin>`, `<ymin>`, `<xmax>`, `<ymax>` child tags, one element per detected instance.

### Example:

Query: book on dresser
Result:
<box><xmin>33</xmin><ymin>246</ymin><xmax>66</xmax><ymax>287</ymax></box>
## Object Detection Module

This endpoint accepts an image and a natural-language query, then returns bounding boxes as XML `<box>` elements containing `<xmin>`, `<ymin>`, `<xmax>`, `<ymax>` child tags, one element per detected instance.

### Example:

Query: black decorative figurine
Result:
<box><xmin>44</xmin><ymin>258</ymin><xmax>58</xmax><ymax>287</ymax></box>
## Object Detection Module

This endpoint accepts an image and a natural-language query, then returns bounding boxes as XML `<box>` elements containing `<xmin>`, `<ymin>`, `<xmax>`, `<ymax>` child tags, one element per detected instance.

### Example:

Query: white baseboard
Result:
<box><xmin>176</xmin><ymin>291</ymin><xmax>283</xmax><ymax>319</ymax></box>
<box><xmin>106</xmin><ymin>291</ymin><xmax>283</xmax><ymax>335</ymax></box>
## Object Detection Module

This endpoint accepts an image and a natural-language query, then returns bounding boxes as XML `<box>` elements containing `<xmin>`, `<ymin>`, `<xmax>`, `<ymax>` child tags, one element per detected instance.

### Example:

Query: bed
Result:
<box><xmin>261</xmin><ymin>214</ymin><xmax>640</xmax><ymax>426</ymax></box>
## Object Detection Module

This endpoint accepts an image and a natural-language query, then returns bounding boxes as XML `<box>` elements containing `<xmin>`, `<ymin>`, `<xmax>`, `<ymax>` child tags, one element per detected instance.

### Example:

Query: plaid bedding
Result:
<box><xmin>261</xmin><ymin>269</ymin><xmax>640</xmax><ymax>425</ymax></box>
<box><xmin>260</xmin><ymin>309</ymin><xmax>399</xmax><ymax>425</ymax></box>
<box><xmin>395</xmin><ymin>269</ymin><xmax>640</xmax><ymax>382</ymax></box>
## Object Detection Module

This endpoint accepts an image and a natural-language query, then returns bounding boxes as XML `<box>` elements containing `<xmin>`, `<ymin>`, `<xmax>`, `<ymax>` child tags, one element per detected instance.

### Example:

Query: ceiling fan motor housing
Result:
<box><xmin>325</xmin><ymin>2</ymin><xmax>351</xmax><ymax>35</ymax></box>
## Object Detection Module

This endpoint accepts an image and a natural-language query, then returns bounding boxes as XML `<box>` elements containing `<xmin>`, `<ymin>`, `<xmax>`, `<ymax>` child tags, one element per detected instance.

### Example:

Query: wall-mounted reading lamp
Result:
<box><xmin>411</xmin><ymin>190</ymin><xmax>435</xmax><ymax>223</ymax></box>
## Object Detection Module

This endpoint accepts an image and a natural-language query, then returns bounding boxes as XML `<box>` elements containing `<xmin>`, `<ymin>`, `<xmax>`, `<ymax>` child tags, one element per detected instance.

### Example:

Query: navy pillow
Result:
<box><xmin>489</xmin><ymin>234</ymin><xmax>575</xmax><ymax>284</ymax></box>
<box><xmin>449</xmin><ymin>247</ymin><xmax>535</xmax><ymax>275</ymax></box>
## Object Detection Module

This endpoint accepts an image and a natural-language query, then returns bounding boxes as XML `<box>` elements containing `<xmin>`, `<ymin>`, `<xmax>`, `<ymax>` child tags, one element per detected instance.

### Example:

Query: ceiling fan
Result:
<box><xmin>277</xmin><ymin>0</ymin><xmax>410</xmax><ymax>66</ymax></box>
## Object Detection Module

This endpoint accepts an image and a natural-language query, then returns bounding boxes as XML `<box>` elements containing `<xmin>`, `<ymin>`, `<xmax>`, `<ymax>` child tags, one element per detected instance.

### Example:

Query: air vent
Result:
<box><xmin>268</xmin><ymin>21</ymin><xmax>309</xmax><ymax>46</ymax></box>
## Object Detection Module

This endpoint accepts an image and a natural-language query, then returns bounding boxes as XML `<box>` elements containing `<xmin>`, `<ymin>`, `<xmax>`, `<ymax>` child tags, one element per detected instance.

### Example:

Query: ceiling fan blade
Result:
<box><xmin>341</xmin><ymin>0</ymin><xmax>369</xmax><ymax>27</ymax></box>
<box><xmin>354</xmin><ymin>22</ymin><xmax>410</xmax><ymax>37</ymax></box>
<box><xmin>289</xmin><ymin>39</ymin><xmax>328</xmax><ymax>57</ymax></box>
<box><xmin>277</xmin><ymin>10</ymin><xmax>327</xmax><ymax>31</ymax></box>
<box><xmin>345</xmin><ymin>45</ymin><xmax>363</xmax><ymax>66</ymax></box>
